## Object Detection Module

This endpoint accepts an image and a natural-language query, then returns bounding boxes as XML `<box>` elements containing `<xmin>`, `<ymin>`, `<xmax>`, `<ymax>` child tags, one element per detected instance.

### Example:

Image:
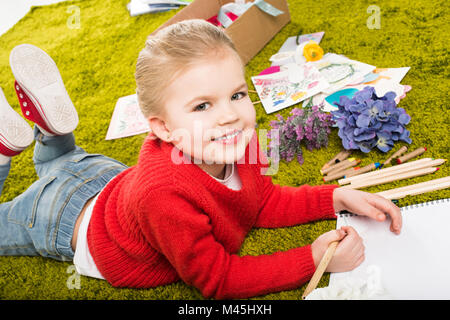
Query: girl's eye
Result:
<box><xmin>231</xmin><ymin>92</ymin><xmax>247</xmax><ymax>101</ymax></box>
<box><xmin>194</xmin><ymin>103</ymin><xmax>210</xmax><ymax>112</ymax></box>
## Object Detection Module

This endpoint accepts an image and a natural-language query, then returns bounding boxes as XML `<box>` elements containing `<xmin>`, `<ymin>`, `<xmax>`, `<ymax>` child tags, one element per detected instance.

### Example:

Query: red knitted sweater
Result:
<box><xmin>87</xmin><ymin>132</ymin><xmax>338</xmax><ymax>299</ymax></box>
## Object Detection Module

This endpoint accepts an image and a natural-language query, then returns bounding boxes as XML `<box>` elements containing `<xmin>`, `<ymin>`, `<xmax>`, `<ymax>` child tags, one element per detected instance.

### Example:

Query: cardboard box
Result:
<box><xmin>154</xmin><ymin>0</ymin><xmax>291</xmax><ymax>65</ymax></box>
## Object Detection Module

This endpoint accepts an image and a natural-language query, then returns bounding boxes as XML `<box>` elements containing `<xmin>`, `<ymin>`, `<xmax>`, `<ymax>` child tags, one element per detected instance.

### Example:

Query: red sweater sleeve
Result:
<box><xmin>138</xmin><ymin>189</ymin><xmax>317</xmax><ymax>299</ymax></box>
<box><xmin>255</xmin><ymin>174</ymin><xmax>339</xmax><ymax>228</ymax></box>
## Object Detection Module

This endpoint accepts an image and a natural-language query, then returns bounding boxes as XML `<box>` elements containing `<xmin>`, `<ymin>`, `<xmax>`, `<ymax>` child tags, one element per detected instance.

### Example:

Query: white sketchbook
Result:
<box><xmin>330</xmin><ymin>198</ymin><xmax>450</xmax><ymax>299</ymax></box>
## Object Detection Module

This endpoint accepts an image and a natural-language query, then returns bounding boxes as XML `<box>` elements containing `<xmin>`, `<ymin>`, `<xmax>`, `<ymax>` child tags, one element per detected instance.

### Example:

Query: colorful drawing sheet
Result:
<box><xmin>350</xmin><ymin>67</ymin><xmax>411</xmax><ymax>103</ymax></box>
<box><xmin>105</xmin><ymin>94</ymin><xmax>150</xmax><ymax>140</ymax></box>
<box><xmin>251</xmin><ymin>63</ymin><xmax>329</xmax><ymax>114</ymax></box>
<box><xmin>350</xmin><ymin>67</ymin><xmax>410</xmax><ymax>86</ymax></box>
<box><xmin>311</xmin><ymin>53</ymin><xmax>376</xmax><ymax>94</ymax></box>
<box><xmin>306</xmin><ymin>67</ymin><xmax>411</xmax><ymax>112</ymax></box>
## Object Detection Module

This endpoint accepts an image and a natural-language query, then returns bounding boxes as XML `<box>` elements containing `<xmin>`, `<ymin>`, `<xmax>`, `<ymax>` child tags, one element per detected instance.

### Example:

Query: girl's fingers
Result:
<box><xmin>322</xmin><ymin>228</ymin><xmax>347</xmax><ymax>245</ymax></box>
<box><xmin>337</xmin><ymin>226</ymin><xmax>362</xmax><ymax>251</ymax></box>
<box><xmin>353</xmin><ymin>253</ymin><xmax>365</xmax><ymax>269</ymax></box>
<box><xmin>368</xmin><ymin>195</ymin><xmax>402</xmax><ymax>234</ymax></box>
<box><xmin>340</xmin><ymin>225</ymin><xmax>358</xmax><ymax>237</ymax></box>
<box><xmin>350</xmin><ymin>238</ymin><xmax>364</xmax><ymax>255</ymax></box>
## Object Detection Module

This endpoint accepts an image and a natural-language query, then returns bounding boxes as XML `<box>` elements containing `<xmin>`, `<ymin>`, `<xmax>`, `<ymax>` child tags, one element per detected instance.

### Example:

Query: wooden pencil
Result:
<box><xmin>325</xmin><ymin>159</ymin><xmax>361</xmax><ymax>177</ymax></box>
<box><xmin>321</xmin><ymin>150</ymin><xmax>352</xmax><ymax>171</ymax></box>
<box><xmin>302</xmin><ymin>241</ymin><xmax>339</xmax><ymax>300</ymax></box>
<box><xmin>321</xmin><ymin>153</ymin><xmax>353</xmax><ymax>173</ymax></box>
<box><xmin>405</xmin><ymin>181</ymin><xmax>450</xmax><ymax>197</ymax></box>
<box><xmin>323</xmin><ymin>167</ymin><xmax>356</xmax><ymax>182</ymax></box>
<box><xmin>382</xmin><ymin>146</ymin><xmax>408</xmax><ymax>167</ymax></box>
<box><xmin>336</xmin><ymin>166</ymin><xmax>361</xmax><ymax>178</ymax></box>
<box><xmin>396</xmin><ymin>147</ymin><xmax>427</xmax><ymax>164</ymax></box>
<box><xmin>338</xmin><ymin>158</ymin><xmax>434</xmax><ymax>185</ymax></box>
<box><xmin>379</xmin><ymin>179</ymin><xmax>450</xmax><ymax>200</ymax></box>
<box><xmin>376</xmin><ymin>176</ymin><xmax>450</xmax><ymax>199</ymax></box>
<box><xmin>344</xmin><ymin>162</ymin><xmax>381</xmax><ymax>178</ymax></box>
<box><xmin>347</xmin><ymin>159</ymin><xmax>446</xmax><ymax>185</ymax></box>
<box><xmin>349</xmin><ymin>166</ymin><xmax>439</xmax><ymax>189</ymax></box>
<box><xmin>325</xmin><ymin>158</ymin><xmax>360</xmax><ymax>175</ymax></box>
<box><xmin>321</xmin><ymin>158</ymin><xmax>359</xmax><ymax>175</ymax></box>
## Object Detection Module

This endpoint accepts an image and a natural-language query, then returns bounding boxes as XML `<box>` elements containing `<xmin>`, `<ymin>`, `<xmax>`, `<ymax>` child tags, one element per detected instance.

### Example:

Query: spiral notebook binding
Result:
<box><xmin>337</xmin><ymin>210</ymin><xmax>356</xmax><ymax>217</ymax></box>
<box><xmin>401</xmin><ymin>198</ymin><xmax>450</xmax><ymax>211</ymax></box>
<box><xmin>337</xmin><ymin>198</ymin><xmax>449</xmax><ymax>217</ymax></box>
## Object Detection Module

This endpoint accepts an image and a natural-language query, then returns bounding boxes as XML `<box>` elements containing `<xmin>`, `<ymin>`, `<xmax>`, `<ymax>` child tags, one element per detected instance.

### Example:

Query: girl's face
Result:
<box><xmin>149</xmin><ymin>48</ymin><xmax>256</xmax><ymax>176</ymax></box>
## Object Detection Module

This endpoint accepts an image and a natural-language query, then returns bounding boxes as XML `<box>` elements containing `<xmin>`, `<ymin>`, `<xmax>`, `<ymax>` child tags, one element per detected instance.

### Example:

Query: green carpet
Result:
<box><xmin>0</xmin><ymin>0</ymin><xmax>448</xmax><ymax>300</ymax></box>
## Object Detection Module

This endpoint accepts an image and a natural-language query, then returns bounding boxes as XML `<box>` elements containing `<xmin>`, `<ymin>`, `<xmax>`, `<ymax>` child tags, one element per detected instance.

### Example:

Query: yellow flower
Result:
<box><xmin>303</xmin><ymin>40</ymin><xmax>324</xmax><ymax>62</ymax></box>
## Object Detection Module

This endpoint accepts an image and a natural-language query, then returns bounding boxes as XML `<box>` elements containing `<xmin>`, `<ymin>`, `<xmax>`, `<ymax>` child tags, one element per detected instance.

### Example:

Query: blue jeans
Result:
<box><xmin>0</xmin><ymin>127</ymin><xmax>127</xmax><ymax>261</ymax></box>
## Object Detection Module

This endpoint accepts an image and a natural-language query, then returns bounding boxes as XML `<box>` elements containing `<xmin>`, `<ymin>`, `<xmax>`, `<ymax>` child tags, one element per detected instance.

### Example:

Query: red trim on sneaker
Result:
<box><xmin>13</xmin><ymin>80</ymin><xmax>57</xmax><ymax>135</ymax></box>
<box><xmin>0</xmin><ymin>138</ymin><xmax>22</xmax><ymax>156</ymax></box>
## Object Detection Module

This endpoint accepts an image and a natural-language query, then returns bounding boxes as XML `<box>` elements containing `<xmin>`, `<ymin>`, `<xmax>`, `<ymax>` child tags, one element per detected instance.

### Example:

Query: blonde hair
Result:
<box><xmin>135</xmin><ymin>19</ymin><xmax>240</xmax><ymax>119</ymax></box>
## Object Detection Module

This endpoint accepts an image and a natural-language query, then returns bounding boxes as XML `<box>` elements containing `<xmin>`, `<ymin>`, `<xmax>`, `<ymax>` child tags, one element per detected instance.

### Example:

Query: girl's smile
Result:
<box><xmin>210</xmin><ymin>129</ymin><xmax>243</xmax><ymax>144</ymax></box>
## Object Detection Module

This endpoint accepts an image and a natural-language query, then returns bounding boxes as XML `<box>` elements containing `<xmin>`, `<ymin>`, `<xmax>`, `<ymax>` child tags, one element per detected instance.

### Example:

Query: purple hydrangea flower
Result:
<box><xmin>331</xmin><ymin>86</ymin><xmax>412</xmax><ymax>153</ymax></box>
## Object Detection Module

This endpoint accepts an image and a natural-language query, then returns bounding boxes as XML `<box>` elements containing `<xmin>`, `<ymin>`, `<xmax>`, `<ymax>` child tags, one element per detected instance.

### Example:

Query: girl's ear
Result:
<box><xmin>148</xmin><ymin>116</ymin><xmax>172</xmax><ymax>142</ymax></box>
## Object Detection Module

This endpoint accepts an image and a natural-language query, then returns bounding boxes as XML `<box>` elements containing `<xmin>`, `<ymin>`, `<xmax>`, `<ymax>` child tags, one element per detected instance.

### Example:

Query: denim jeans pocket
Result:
<box><xmin>7</xmin><ymin>175</ymin><xmax>57</xmax><ymax>228</ymax></box>
<box><xmin>67</xmin><ymin>152</ymin><xmax>103</xmax><ymax>163</ymax></box>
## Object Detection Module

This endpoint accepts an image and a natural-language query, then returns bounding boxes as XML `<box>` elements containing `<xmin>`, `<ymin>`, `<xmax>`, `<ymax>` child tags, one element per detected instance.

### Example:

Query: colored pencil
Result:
<box><xmin>323</xmin><ymin>167</ymin><xmax>356</xmax><ymax>182</ymax></box>
<box><xmin>344</xmin><ymin>162</ymin><xmax>381</xmax><ymax>178</ymax></box>
<box><xmin>349</xmin><ymin>166</ymin><xmax>439</xmax><ymax>189</ymax></box>
<box><xmin>350</xmin><ymin>159</ymin><xmax>447</xmax><ymax>183</ymax></box>
<box><xmin>396</xmin><ymin>147</ymin><xmax>427</xmax><ymax>164</ymax></box>
<box><xmin>377</xmin><ymin>176</ymin><xmax>450</xmax><ymax>200</ymax></box>
<box><xmin>302</xmin><ymin>241</ymin><xmax>339</xmax><ymax>300</ymax></box>
<box><xmin>321</xmin><ymin>150</ymin><xmax>352</xmax><ymax>171</ymax></box>
<box><xmin>382</xmin><ymin>146</ymin><xmax>408</xmax><ymax>167</ymax></box>
<box><xmin>377</xmin><ymin>175</ymin><xmax>450</xmax><ymax>197</ymax></box>
<box><xmin>325</xmin><ymin>159</ymin><xmax>361</xmax><ymax>177</ymax></box>
<box><xmin>338</xmin><ymin>158</ymin><xmax>434</xmax><ymax>185</ymax></box>
<box><xmin>321</xmin><ymin>158</ymin><xmax>359</xmax><ymax>175</ymax></box>
<box><xmin>348</xmin><ymin>159</ymin><xmax>446</xmax><ymax>186</ymax></box>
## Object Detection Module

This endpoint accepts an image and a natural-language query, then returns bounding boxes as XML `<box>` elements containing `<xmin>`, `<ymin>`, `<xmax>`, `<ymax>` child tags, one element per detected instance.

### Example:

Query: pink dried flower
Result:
<box><xmin>268</xmin><ymin>105</ymin><xmax>335</xmax><ymax>164</ymax></box>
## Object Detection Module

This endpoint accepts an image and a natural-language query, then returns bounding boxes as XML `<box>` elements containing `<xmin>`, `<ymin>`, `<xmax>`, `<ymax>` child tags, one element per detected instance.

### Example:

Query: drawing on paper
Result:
<box><xmin>105</xmin><ymin>94</ymin><xmax>150</xmax><ymax>140</ymax></box>
<box><xmin>251</xmin><ymin>63</ymin><xmax>329</xmax><ymax>114</ymax></box>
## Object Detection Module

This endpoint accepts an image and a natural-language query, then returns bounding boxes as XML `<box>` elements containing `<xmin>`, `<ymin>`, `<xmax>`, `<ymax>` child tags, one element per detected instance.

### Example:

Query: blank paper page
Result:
<box><xmin>330</xmin><ymin>199</ymin><xmax>450</xmax><ymax>299</ymax></box>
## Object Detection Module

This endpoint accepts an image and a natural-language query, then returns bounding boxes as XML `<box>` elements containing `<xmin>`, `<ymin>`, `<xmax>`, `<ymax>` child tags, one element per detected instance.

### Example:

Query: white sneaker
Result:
<box><xmin>10</xmin><ymin>44</ymin><xmax>79</xmax><ymax>136</ymax></box>
<box><xmin>0</xmin><ymin>87</ymin><xmax>33</xmax><ymax>156</ymax></box>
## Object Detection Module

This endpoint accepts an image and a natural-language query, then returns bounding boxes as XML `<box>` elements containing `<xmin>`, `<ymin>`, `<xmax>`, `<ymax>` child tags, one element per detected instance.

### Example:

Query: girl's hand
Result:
<box><xmin>333</xmin><ymin>187</ymin><xmax>402</xmax><ymax>235</ymax></box>
<box><xmin>311</xmin><ymin>226</ymin><xmax>364</xmax><ymax>272</ymax></box>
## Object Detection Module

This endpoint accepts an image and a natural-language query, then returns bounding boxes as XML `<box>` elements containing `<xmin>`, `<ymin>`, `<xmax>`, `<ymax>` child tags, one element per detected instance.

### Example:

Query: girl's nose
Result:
<box><xmin>217</xmin><ymin>104</ymin><xmax>239</xmax><ymax>125</ymax></box>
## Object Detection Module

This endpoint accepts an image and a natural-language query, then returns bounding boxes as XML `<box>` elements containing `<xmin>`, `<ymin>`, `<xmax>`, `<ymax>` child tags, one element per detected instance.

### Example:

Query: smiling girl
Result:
<box><xmin>0</xmin><ymin>19</ymin><xmax>401</xmax><ymax>299</ymax></box>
